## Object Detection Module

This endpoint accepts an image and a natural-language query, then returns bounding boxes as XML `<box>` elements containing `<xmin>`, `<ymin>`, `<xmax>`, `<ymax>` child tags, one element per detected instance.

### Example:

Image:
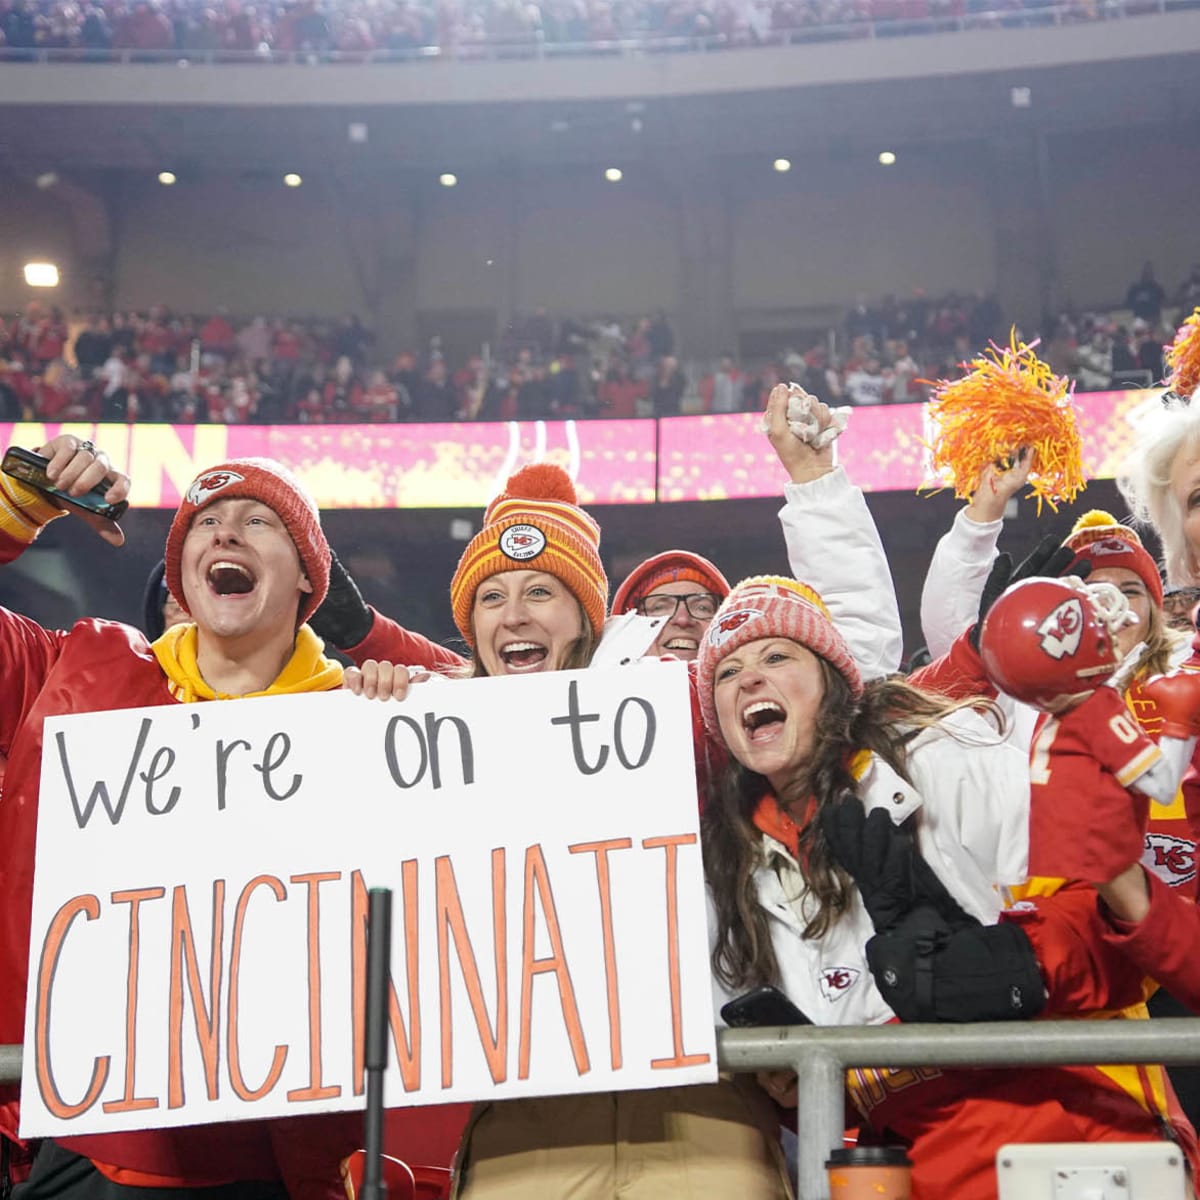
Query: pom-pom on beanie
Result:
<box><xmin>450</xmin><ymin>464</ymin><xmax>607</xmax><ymax>645</ymax></box>
<box><xmin>696</xmin><ymin>575</ymin><xmax>862</xmax><ymax>743</ymax></box>
<box><xmin>1062</xmin><ymin>509</ymin><xmax>1163</xmax><ymax>608</ymax></box>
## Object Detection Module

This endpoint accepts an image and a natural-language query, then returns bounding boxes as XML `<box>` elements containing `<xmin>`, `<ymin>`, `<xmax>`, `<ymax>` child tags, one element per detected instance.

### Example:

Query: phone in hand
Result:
<box><xmin>1</xmin><ymin>445</ymin><xmax>128</xmax><ymax>540</ymax></box>
<box><xmin>721</xmin><ymin>985</ymin><xmax>812</xmax><ymax>1028</ymax></box>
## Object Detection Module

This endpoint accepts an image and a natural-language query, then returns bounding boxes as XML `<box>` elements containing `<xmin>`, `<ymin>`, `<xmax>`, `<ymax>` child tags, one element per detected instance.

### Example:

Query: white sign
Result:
<box><xmin>21</xmin><ymin>663</ymin><xmax>716</xmax><ymax>1137</ymax></box>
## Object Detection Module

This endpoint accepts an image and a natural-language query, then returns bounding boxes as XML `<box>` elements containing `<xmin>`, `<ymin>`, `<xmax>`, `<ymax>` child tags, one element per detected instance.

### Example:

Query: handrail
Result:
<box><xmin>5</xmin><ymin>1019</ymin><xmax>1200</xmax><ymax>1199</ymax></box>
<box><xmin>720</xmin><ymin>1018</ymin><xmax>1200</xmax><ymax>1199</ymax></box>
<box><xmin>0</xmin><ymin>0</ymin><xmax>1178</xmax><ymax>67</ymax></box>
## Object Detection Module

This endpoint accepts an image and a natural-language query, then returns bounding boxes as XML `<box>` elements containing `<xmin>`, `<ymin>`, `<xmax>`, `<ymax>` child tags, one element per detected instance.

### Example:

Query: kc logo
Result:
<box><xmin>1036</xmin><ymin>597</ymin><xmax>1084</xmax><ymax>660</ymax></box>
<box><xmin>707</xmin><ymin>608</ymin><xmax>762</xmax><ymax>650</ymax></box>
<box><xmin>499</xmin><ymin>523</ymin><xmax>547</xmax><ymax>562</ymax></box>
<box><xmin>819</xmin><ymin>965</ymin><xmax>860</xmax><ymax>1002</ymax></box>
<box><xmin>1143</xmin><ymin>832</ymin><xmax>1196</xmax><ymax>887</ymax></box>
<box><xmin>186</xmin><ymin>469</ymin><xmax>245</xmax><ymax>506</ymax></box>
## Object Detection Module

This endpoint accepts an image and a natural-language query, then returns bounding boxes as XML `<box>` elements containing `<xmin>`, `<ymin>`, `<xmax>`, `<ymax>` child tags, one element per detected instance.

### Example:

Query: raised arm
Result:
<box><xmin>0</xmin><ymin>434</ymin><xmax>131</xmax><ymax>742</ymax></box>
<box><xmin>767</xmin><ymin>385</ymin><xmax>903</xmax><ymax>680</ymax></box>
<box><xmin>920</xmin><ymin>455</ymin><xmax>1030</xmax><ymax>658</ymax></box>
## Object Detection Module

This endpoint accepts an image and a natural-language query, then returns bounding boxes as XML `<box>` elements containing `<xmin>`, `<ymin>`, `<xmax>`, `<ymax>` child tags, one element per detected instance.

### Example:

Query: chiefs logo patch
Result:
<box><xmin>186</xmin><ymin>469</ymin><xmax>244</xmax><ymax>506</ymax></box>
<box><xmin>818</xmin><ymin>965</ymin><xmax>860</xmax><ymax>1002</ymax></box>
<box><xmin>1089</xmin><ymin>537</ymin><xmax>1135</xmax><ymax>559</ymax></box>
<box><xmin>1143</xmin><ymin>832</ymin><xmax>1196</xmax><ymax>887</ymax></box>
<box><xmin>1036</xmin><ymin>596</ymin><xmax>1084</xmax><ymax>660</ymax></box>
<box><xmin>499</xmin><ymin>523</ymin><xmax>547</xmax><ymax>562</ymax></box>
<box><xmin>706</xmin><ymin>608</ymin><xmax>763</xmax><ymax>650</ymax></box>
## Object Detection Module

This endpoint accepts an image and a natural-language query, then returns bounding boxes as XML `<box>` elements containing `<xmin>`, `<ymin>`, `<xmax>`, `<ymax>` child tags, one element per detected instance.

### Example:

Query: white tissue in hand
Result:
<box><xmin>762</xmin><ymin>383</ymin><xmax>851</xmax><ymax>448</ymax></box>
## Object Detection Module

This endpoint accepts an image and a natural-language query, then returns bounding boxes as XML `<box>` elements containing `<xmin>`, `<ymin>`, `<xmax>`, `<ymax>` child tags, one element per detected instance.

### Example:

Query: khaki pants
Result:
<box><xmin>452</xmin><ymin>1077</ymin><xmax>792</xmax><ymax>1200</ymax></box>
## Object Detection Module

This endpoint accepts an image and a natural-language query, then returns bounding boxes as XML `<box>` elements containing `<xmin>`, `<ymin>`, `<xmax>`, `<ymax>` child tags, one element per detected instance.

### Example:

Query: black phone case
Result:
<box><xmin>721</xmin><ymin>986</ymin><xmax>812</xmax><ymax>1028</ymax></box>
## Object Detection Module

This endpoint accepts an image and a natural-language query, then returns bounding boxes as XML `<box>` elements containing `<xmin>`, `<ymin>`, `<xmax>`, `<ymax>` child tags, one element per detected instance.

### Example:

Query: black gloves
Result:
<box><xmin>866</xmin><ymin>911</ymin><xmax>1046</xmax><ymax>1023</ymax></box>
<box><xmin>821</xmin><ymin>793</ymin><xmax>1046</xmax><ymax>1023</ymax></box>
<box><xmin>820</xmin><ymin>793</ymin><xmax>964</xmax><ymax>932</ymax></box>
<box><xmin>308</xmin><ymin>548</ymin><xmax>374</xmax><ymax>649</ymax></box>
<box><xmin>968</xmin><ymin>534</ymin><xmax>1091</xmax><ymax>650</ymax></box>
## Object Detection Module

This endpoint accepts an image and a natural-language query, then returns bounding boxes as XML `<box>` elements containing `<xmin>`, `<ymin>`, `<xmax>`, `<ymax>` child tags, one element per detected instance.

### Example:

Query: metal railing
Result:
<box><xmin>6</xmin><ymin>1020</ymin><xmax>1200</xmax><ymax>1200</ymax></box>
<box><xmin>0</xmin><ymin>0</ymin><xmax>1191</xmax><ymax>67</ymax></box>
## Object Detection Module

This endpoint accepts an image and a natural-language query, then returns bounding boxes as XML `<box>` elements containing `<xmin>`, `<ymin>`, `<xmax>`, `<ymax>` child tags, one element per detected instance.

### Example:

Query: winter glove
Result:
<box><xmin>308</xmin><ymin>548</ymin><xmax>373</xmax><ymax>649</ymax></box>
<box><xmin>822</xmin><ymin>793</ymin><xmax>1047</xmax><ymax>1021</ymax></box>
<box><xmin>968</xmin><ymin>534</ymin><xmax>1090</xmax><ymax>650</ymax></box>
<box><xmin>820</xmin><ymin>793</ymin><xmax>968</xmax><ymax>933</ymax></box>
<box><xmin>866</xmin><ymin>909</ymin><xmax>1046</xmax><ymax>1022</ymax></box>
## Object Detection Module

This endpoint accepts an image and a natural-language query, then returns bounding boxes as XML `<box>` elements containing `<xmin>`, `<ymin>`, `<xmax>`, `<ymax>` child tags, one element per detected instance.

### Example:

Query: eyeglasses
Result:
<box><xmin>636</xmin><ymin>592</ymin><xmax>721</xmax><ymax>621</ymax></box>
<box><xmin>1164</xmin><ymin>589</ymin><xmax>1200</xmax><ymax>609</ymax></box>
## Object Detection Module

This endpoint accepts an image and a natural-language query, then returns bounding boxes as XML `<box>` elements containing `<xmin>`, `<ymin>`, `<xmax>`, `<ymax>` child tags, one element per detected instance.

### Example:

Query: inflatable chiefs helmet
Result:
<box><xmin>978</xmin><ymin>577</ymin><xmax>1120</xmax><ymax>709</ymax></box>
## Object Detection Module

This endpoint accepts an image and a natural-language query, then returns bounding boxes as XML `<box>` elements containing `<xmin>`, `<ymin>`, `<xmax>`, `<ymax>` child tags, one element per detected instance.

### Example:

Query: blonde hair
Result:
<box><xmin>1138</xmin><ymin>602</ymin><xmax>1188</xmax><ymax>679</ymax></box>
<box><xmin>1118</xmin><ymin>399</ymin><xmax>1200</xmax><ymax>587</ymax></box>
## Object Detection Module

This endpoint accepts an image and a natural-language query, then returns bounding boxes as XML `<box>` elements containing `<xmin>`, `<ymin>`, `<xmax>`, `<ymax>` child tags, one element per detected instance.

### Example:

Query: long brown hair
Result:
<box><xmin>703</xmin><ymin>660</ymin><xmax>998</xmax><ymax>991</ymax></box>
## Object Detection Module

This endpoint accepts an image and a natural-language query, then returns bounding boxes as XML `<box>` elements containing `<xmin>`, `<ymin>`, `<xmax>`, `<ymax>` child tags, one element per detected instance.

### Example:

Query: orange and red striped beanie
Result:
<box><xmin>450</xmin><ymin>464</ymin><xmax>607</xmax><ymax>645</ymax></box>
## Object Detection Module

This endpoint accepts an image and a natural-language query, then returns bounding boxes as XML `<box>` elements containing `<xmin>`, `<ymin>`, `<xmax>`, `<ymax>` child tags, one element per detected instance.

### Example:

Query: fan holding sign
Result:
<box><xmin>0</xmin><ymin>440</ymin><xmax>458</xmax><ymax>1200</ymax></box>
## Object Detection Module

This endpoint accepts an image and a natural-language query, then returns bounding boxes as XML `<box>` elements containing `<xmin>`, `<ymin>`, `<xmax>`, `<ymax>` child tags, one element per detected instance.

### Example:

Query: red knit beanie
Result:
<box><xmin>610</xmin><ymin>550</ymin><xmax>730</xmax><ymax>616</ymax></box>
<box><xmin>164</xmin><ymin>458</ymin><xmax>331</xmax><ymax>626</ymax></box>
<box><xmin>450</xmin><ymin>464</ymin><xmax>607</xmax><ymax>644</ymax></box>
<box><xmin>1062</xmin><ymin>510</ymin><xmax>1163</xmax><ymax>607</ymax></box>
<box><xmin>696</xmin><ymin>575</ymin><xmax>863</xmax><ymax>744</ymax></box>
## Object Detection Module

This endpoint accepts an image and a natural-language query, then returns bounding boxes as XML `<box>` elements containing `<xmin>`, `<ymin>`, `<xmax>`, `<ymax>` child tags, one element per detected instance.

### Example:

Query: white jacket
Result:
<box><xmin>919</xmin><ymin>506</ymin><xmax>1001</xmax><ymax>661</ymax></box>
<box><xmin>778</xmin><ymin>467</ymin><xmax>903</xmax><ymax>682</ymax></box>
<box><xmin>711</xmin><ymin>707</ymin><xmax>1030</xmax><ymax>1027</ymax></box>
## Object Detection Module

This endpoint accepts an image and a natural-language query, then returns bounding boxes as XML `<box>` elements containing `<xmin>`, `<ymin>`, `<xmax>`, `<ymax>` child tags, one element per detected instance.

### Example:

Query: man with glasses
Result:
<box><xmin>1163</xmin><ymin>584</ymin><xmax>1200</xmax><ymax>634</ymax></box>
<box><xmin>610</xmin><ymin>550</ymin><xmax>730</xmax><ymax>660</ymax></box>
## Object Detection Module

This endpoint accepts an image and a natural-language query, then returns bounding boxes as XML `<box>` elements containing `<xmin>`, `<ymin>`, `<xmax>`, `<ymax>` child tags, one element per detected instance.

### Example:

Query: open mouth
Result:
<box><xmin>208</xmin><ymin>560</ymin><xmax>256</xmax><ymax>597</ymax></box>
<box><xmin>499</xmin><ymin>641</ymin><xmax>549</xmax><ymax>672</ymax></box>
<box><xmin>663</xmin><ymin>637</ymin><xmax>699</xmax><ymax>656</ymax></box>
<box><xmin>742</xmin><ymin>700</ymin><xmax>786</xmax><ymax>741</ymax></box>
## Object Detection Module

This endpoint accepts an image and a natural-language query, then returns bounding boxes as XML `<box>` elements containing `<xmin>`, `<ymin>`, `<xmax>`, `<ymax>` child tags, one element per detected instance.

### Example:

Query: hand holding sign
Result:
<box><xmin>23</xmin><ymin>665</ymin><xmax>715</xmax><ymax>1139</ymax></box>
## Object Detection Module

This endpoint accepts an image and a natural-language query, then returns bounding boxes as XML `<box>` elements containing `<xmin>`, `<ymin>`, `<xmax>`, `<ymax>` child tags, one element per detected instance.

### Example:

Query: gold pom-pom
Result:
<box><xmin>1070</xmin><ymin>510</ymin><xmax>1120</xmax><ymax>534</ymax></box>
<box><xmin>1166</xmin><ymin>307</ymin><xmax>1200</xmax><ymax>400</ymax></box>
<box><xmin>923</xmin><ymin>331</ymin><xmax>1085</xmax><ymax>514</ymax></box>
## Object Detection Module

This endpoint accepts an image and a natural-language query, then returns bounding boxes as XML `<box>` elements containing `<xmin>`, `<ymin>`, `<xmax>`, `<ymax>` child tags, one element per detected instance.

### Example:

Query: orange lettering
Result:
<box><xmin>168</xmin><ymin>881</ymin><xmax>225</xmax><ymax>1109</ymax></box>
<box><xmin>436</xmin><ymin>851</ymin><xmax>507</xmax><ymax>1088</ymax></box>
<box><xmin>103</xmin><ymin>887</ymin><xmax>165</xmax><ymax>1113</ymax></box>
<box><xmin>517</xmin><ymin>845</ymin><xmax>589</xmax><ymax>1081</ymax></box>
<box><xmin>351</xmin><ymin>866</ymin><xmax>422</xmax><ymax>1095</ymax></box>
<box><xmin>569</xmin><ymin>838</ymin><xmax>631</xmax><ymax>1071</ymax></box>
<box><xmin>228</xmin><ymin>875</ymin><xmax>288</xmax><ymax>1102</ymax></box>
<box><xmin>34</xmin><ymin>894</ymin><xmax>110</xmax><ymax>1119</ymax></box>
<box><xmin>286</xmin><ymin>871</ymin><xmax>342</xmax><ymax>1102</ymax></box>
<box><xmin>643</xmin><ymin>835</ymin><xmax>710</xmax><ymax>1070</ymax></box>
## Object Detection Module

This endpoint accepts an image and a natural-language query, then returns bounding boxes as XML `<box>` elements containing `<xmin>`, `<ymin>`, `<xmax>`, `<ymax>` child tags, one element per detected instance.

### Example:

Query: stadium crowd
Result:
<box><xmin>2</xmin><ymin>263</ymin><xmax>1198</xmax><ymax>425</ymax></box>
<box><xmin>8</xmin><ymin>356</ymin><xmax>1200</xmax><ymax>1198</ymax></box>
<box><xmin>0</xmin><ymin>0</ymin><xmax>1176</xmax><ymax>60</ymax></box>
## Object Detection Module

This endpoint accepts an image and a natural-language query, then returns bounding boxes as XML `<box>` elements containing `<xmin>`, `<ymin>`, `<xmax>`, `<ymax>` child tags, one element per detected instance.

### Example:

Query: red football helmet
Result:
<box><xmin>978</xmin><ymin>577</ymin><xmax>1120</xmax><ymax>709</ymax></box>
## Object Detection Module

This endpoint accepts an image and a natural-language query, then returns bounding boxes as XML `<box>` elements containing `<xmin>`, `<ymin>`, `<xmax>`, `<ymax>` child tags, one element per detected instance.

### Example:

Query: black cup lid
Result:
<box><xmin>826</xmin><ymin>1145</ymin><xmax>912</xmax><ymax>1168</ymax></box>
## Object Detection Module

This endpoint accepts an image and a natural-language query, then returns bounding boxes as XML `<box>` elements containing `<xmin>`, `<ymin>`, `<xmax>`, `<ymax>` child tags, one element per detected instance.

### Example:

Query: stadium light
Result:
<box><xmin>35</xmin><ymin>172</ymin><xmax>58</xmax><ymax>190</ymax></box>
<box><xmin>878</xmin><ymin>151</ymin><xmax>897</xmax><ymax>166</ymax></box>
<box><xmin>158</xmin><ymin>171</ymin><xmax>177</xmax><ymax>186</ymax></box>
<box><xmin>283</xmin><ymin>173</ymin><xmax>303</xmax><ymax>188</ymax></box>
<box><xmin>773</xmin><ymin>158</ymin><xmax>791</xmax><ymax>173</ymax></box>
<box><xmin>24</xmin><ymin>262</ymin><xmax>60</xmax><ymax>288</ymax></box>
<box><xmin>439</xmin><ymin>173</ymin><xmax>458</xmax><ymax>188</ymax></box>
<box><xmin>604</xmin><ymin>167</ymin><xmax>623</xmax><ymax>183</ymax></box>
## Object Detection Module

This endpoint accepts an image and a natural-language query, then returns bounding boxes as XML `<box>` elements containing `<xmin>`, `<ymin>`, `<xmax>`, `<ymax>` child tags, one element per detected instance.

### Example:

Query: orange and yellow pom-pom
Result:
<box><xmin>1166</xmin><ymin>307</ymin><xmax>1200</xmax><ymax>401</ymax></box>
<box><xmin>923</xmin><ymin>331</ymin><xmax>1085</xmax><ymax>514</ymax></box>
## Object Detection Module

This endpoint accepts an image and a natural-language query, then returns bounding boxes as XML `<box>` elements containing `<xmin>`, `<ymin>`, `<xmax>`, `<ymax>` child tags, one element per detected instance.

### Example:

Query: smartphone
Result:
<box><xmin>2</xmin><ymin>445</ymin><xmax>128</xmax><ymax>539</ymax></box>
<box><xmin>721</xmin><ymin>985</ymin><xmax>812</xmax><ymax>1028</ymax></box>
